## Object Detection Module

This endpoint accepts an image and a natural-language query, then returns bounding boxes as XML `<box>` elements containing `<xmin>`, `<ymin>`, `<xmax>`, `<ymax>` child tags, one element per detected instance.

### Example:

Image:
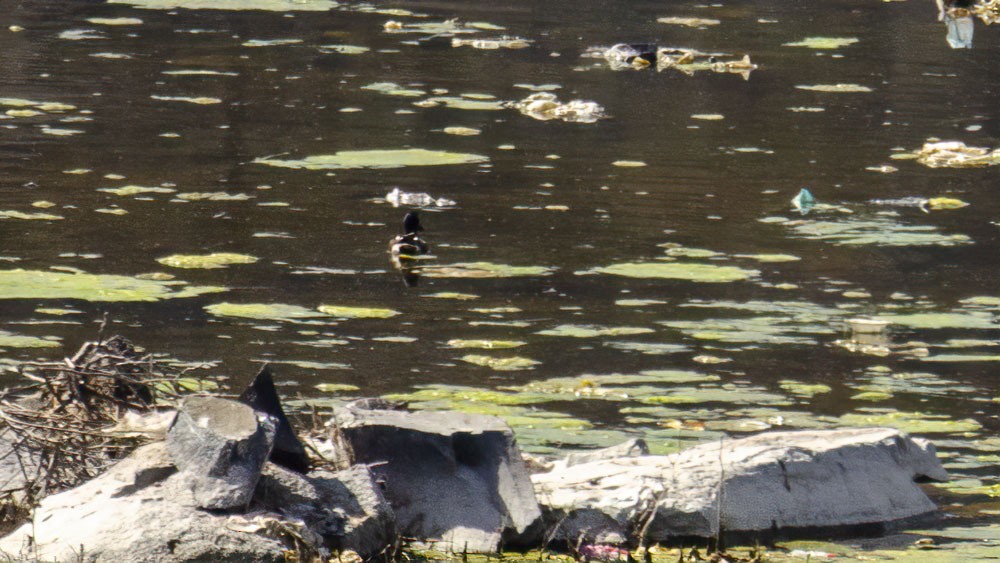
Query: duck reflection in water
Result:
<box><xmin>390</xmin><ymin>211</ymin><xmax>430</xmax><ymax>287</ymax></box>
<box><xmin>937</xmin><ymin>0</ymin><xmax>975</xmax><ymax>48</ymax></box>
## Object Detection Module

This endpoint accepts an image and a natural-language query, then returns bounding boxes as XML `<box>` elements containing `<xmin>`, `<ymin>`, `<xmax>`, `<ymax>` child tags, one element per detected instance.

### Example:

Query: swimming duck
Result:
<box><xmin>390</xmin><ymin>211</ymin><xmax>429</xmax><ymax>258</ymax></box>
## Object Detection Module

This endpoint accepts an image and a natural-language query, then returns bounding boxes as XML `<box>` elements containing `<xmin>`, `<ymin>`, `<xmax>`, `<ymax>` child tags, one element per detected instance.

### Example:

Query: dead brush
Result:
<box><xmin>0</xmin><ymin>333</ymin><xmax>209</xmax><ymax>533</ymax></box>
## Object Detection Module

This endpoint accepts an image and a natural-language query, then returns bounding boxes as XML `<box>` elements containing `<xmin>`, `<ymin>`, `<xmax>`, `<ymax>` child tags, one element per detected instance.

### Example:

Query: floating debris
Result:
<box><xmin>791</xmin><ymin>188</ymin><xmax>816</xmax><ymax>214</ymax></box>
<box><xmin>974</xmin><ymin>0</ymin><xmax>1000</xmax><ymax>24</ymax></box>
<box><xmin>385</xmin><ymin>187</ymin><xmax>456</xmax><ymax>208</ymax></box>
<box><xmin>912</xmin><ymin>140</ymin><xmax>1000</xmax><ymax>168</ymax></box>
<box><xmin>451</xmin><ymin>37</ymin><xmax>530</xmax><ymax>49</ymax></box>
<box><xmin>383</xmin><ymin>18</ymin><xmax>480</xmax><ymax>36</ymax></box>
<box><xmin>508</xmin><ymin>93</ymin><xmax>605</xmax><ymax>123</ymax></box>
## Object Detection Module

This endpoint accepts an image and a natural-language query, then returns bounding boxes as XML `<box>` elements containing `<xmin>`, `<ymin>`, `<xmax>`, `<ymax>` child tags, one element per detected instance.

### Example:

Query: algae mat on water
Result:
<box><xmin>0</xmin><ymin>269</ymin><xmax>224</xmax><ymax>302</ymax></box>
<box><xmin>584</xmin><ymin>262</ymin><xmax>758</xmax><ymax>282</ymax></box>
<box><xmin>109</xmin><ymin>0</ymin><xmax>338</xmax><ymax>10</ymax></box>
<box><xmin>253</xmin><ymin>149</ymin><xmax>489</xmax><ymax>170</ymax></box>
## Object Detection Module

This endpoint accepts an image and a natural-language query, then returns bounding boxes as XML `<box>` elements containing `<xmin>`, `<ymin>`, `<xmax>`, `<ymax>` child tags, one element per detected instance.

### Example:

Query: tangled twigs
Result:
<box><xmin>0</xmin><ymin>334</ymin><xmax>200</xmax><ymax>533</ymax></box>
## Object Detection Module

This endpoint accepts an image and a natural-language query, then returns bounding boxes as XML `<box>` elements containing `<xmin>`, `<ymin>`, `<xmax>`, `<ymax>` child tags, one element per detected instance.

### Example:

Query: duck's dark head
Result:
<box><xmin>402</xmin><ymin>211</ymin><xmax>423</xmax><ymax>234</ymax></box>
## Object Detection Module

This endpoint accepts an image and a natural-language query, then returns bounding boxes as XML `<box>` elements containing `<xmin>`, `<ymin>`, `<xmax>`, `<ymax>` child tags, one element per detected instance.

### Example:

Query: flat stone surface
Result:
<box><xmin>533</xmin><ymin>427</ymin><xmax>948</xmax><ymax>543</ymax></box>
<box><xmin>167</xmin><ymin>397</ymin><xmax>276</xmax><ymax>510</ymax></box>
<box><xmin>0</xmin><ymin>443</ymin><xmax>285</xmax><ymax>562</ymax></box>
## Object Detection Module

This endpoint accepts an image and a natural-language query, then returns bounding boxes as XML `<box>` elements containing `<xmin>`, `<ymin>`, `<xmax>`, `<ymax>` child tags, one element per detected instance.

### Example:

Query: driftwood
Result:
<box><xmin>0</xmin><ymin>334</ymin><xmax>206</xmax><ymax>532</ymax></box>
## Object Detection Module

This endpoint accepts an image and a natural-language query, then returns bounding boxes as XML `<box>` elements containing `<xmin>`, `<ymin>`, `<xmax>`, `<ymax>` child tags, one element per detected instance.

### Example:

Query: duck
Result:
<box><xmin>389</xmin><ymin>211</ymin><xmax>429</xmax><ymax>258</ymax></box>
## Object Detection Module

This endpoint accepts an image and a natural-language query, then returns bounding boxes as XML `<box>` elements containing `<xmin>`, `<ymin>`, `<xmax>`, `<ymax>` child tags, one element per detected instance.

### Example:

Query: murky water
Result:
<box><xmin>2</xmin><ymin>0</ymin><xmax>999</xmax><ymax>539</ymax></box>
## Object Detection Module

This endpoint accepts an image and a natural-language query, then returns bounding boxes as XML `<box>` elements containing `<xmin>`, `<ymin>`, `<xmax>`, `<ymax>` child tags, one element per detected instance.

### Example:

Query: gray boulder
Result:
<box><xmin>332</xmin><ymin>407</ymin><xmax>542</xmax><ymax>553</ymax></box>
<box><xmin>533</xmin><ymin>427</ymin><xmax>948</xmax><ymax>544</ymax></box>
<box><xmin>559</xmin><ymin>438</ymin><xmax>649</xmax><ymax>469</ymax></box>
<box><xmin>0</xmin><ymin>442</ymin><xmax>287</xmax><ymax>562</ymax></box>
<box><xmin>167</xmin><ymin>397</ymin><xmax>276</xmax><ymax>510</ymax></box>
<box><xmin>254</xmin><ymin>463</ymin><xmax>397</xmax><ymax>558</ymax></box>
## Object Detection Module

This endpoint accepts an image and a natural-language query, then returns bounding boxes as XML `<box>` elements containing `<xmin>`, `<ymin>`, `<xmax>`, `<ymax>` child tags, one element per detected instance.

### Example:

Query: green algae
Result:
<box><xmin>422</xmin><ymin>262</ymin><xmax>555</xmax><ymax>278</ymax></box>
<box><xmin>361</xmin><ymin>82</ymin><xmax>426</xmax><ymax>97</ymax></box>
<box><xmin>795</xmin><ymin>83</ymin><xmax>873</xmax><ymax>93</ymax></box>
<box><xmin>586</xmin><ymin>262</ymin><xmax>758</xmax><ymax>282</ymax></box>
<box><xmin>254</xmin><ymin>149</ymin><xmax>489</xmax><ymax>170</ymax></box>
<box><xmin>615</xmin><ymin>298</ymin><xmax>667</xmax><ymax>307</ymax></box>
<box><xmin>783</xmin><ymin>37</ymin><xmax>859</xmax><ymax>49</ymax></box>
<box><xmin>315</xmin><ymin>383</ymin><xmax>360</xmax><ymax>392</ymax></box>
<box><xmin>384</xmin><ymin>384</ymin><xmax>550</xmax><ymax>407</ymax></box>
<box><xmin>317</xmin><ymin>305</ymin><xmax>400</xmax><ymax>318</ymax></box>
<box><xmin>150</xmin><ymin>95</ymin><xmax>222</xmax><ymax>104</ymax></box>
<box><xmin>536</xmin><ymin>324</ymin><xmax>654</xmax><ymax>338</ymax></box>
<box><xmin>110</xmin><ymin>0</ymin><xmax>338</xmax><ymax>10</ymax></box>
<box><xmin>604</xmin><ymin>341</ymin><xmax>688</xmax><ymax>355</ymax></box>
<box><xmin>779</xmin><ymin>380</ymin><xmax>832</xmax><ymax>398</ymax></box>
<box><xmin>87</xmin><ymin>17</ymin><xmax>143</xmax><ymax>25</ymax></box>
<box><xmin>423</xmin><ymin>292</ymin><xmax>478</xmax><ymax>300</ymax></box>
<box><xmin>0</xmin><ymin>331</ymin><xmax>61</xmax><ymax>348</ymax></box>
<box><xmin>205</xmin><ymin>302</ymin><xmax>327</xmax><ymax>322</ymax></box>
<box><xmin>157</xmin><ymin>253</ymin><xmax>258</xmax><ymax>269</ymax></box>
<box><xmin>0</xmin><ymin>210</ymin><xmax>63</xmax><ymax>220</ymax></box>
<box><xmin>0</xmin><ymin>269</ymin><xmax>223</xmax><ymax>302</ymax></box>
<box><xmin>839</xmin><ymin>409</ymin><xmax>982</xmax><ymax>434</ymax></box>
<box><xmin>662</xmin><ymin>246</ymin><xmax>723</xmax><ymax>258</ymax></box>
<box><xmin>460</xmin><ymin>354</ymin><xmax>540</xmax><ymax>371</ymax></box>
<box><xmin>35</xmin><ymin>308</ymin><xmax>81</xmax><ymax>316</ymax></box>
<box><xmin>922</xmin><ymin>354</ymin><xmax>1000</xmax><ymax>362</ymax></box>
<box><xmin>417</xmin><ymin>97</ymin><xmax>505</xmax><ymax>111</ymax></box>
<box><xmin>880</xmin><ymin>312</ymin><xmax>997</xmax><ymax>330</ymax></box>
<box><xmin>242</xmin><ymin>39</ymin><xmax>303</xmax><ymax>47</ymax></box>
<box><xmin>661</xmin><ymin>317</ymin><xmax>833</xmax><ymax>345</ymax></box>
<box><xmin>766</xmin><ymin>215</ymin><xmax>972</xmax><ymax>247</ymax></box>
<box><xmin>99</xmin><ymin>185</ymin><xmax>176</xmax><ymax>196</ymax></box>
<box><xmin>175</xmin><ymin>192</ymin><xmax>252</xmax><ymax>202</ymax></box>
<box><xmin>320</xmin><ymin>44</ymin><xmax>369</xmax><ymax>55</ymax></box>
<box><xmin>734</xmin><ymin>253</ymin><xmax>801</xmax><ymax>263</ymax></box>
<box><xmin>446</xmin><ymin>339</ymin><xmax>526</xmax><ymax>349</ymax></box>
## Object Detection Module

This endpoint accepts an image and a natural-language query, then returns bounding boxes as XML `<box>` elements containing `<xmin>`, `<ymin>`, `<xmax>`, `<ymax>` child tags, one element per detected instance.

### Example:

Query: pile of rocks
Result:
<box><xmin>0</xmin><ymin>366</ymin><xmax>949</xmax><ymax>560</ymax></box>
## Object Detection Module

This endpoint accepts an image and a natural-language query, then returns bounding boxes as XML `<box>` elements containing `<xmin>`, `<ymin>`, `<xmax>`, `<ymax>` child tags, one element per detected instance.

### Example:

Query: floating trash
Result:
<box><xmin>451</xmin><ymin>37</ymin><xmax>531</xmax><ymax>49</ymax></box>
<box><xmin>791</xmin><ymin>188</ymin><xmax>816</xmax><ymax>214</ymax></box>
<box><xmin>911</xmin><ymin>140</ymin><xmax>1000</xmax><ymax>168</ymax></box>
<box><xmin>385</xmin><ymin>187</ymin><xmax>456</xmax><ymax>208</ymax></box>
<box><xmin>508</xmin><ymin>93</ymin><xmax>605</xmax><ymax>123</ymax></box>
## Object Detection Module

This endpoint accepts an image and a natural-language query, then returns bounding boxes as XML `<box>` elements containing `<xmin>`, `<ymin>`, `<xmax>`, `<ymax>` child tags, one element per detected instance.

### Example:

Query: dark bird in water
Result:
<box><xmin>390</xmin><ymin>211</ymin><xmax>429</xmax><ymax>258</ymax></box>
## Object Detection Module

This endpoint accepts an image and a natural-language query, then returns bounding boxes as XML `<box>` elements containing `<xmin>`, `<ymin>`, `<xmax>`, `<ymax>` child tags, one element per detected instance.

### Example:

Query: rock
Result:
<box><xmin>167</xmin><ymin>396</ymin><xmax>276</xmax><ymax>510</ymax></box>
<box><xmin>254</xmin><ymin>463</ymin><xmax>397</xmax><ymax>558</ymax></box>
<box><xmin>0</xmin><ymin>443</ymin><xmax>287</xmax><ymax>562</ymax></box>
<box><xmin>332</xmin><ymin>407</ymin><xmax>542</xmax><ymax>552</ymax></box>
<box><xmin>559</xmin><ymin>438</ymin><xmax>649</xmax><ymax>469</ymax></box>
<box><xmin>533</xmin><ymin>428</ymin><xmax>947</xmax><ymax>544</ymax></box>
<box><xmin>238</xmin><ymin>366</ymin><xmax>310</xmax><ymax>473</ymax></box>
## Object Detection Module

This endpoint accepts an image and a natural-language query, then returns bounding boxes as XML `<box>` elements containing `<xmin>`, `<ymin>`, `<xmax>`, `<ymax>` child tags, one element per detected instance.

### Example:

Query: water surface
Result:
<box><xmin>2</xmin><ymin>0</ymin><xmax>999</xmax><ymax>540</ymax></box>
